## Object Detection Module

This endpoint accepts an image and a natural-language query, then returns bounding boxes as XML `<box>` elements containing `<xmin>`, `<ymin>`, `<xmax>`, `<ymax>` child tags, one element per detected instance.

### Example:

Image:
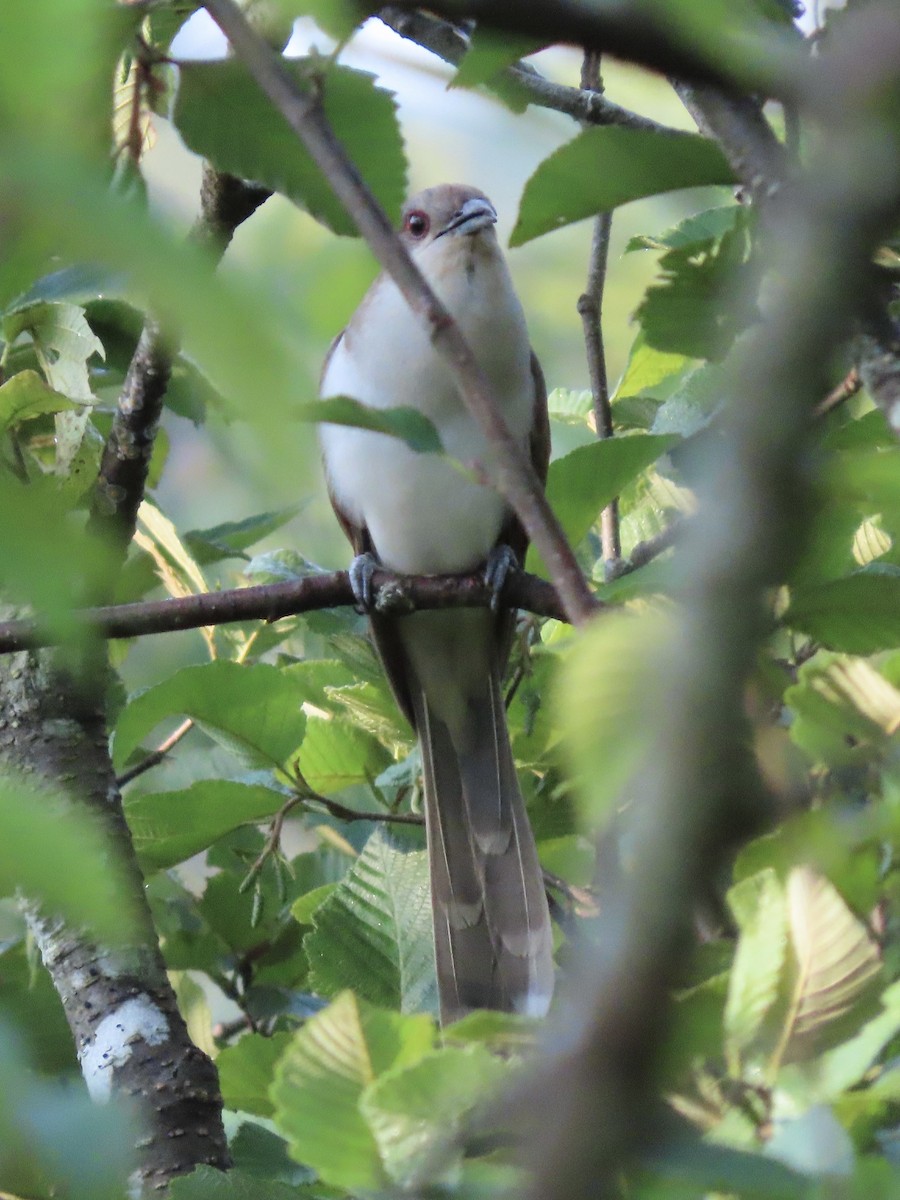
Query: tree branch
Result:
<box><xmin>670</xmin><ymin>79</ymin><xmax>787</xmax><ymax>200</ymax></box>
<box><xmin>202</xmin><ymin>0</ymin><xmax>597</xmax><ymax>628</ymax></box>
<box><xmin>577</xmin><ymin>51</ymin><xmax>620</xmax><ymax>567</ymax></box>
<box><xmin>0</xmin><ymin>567</ymin><xmax>586</xmax><ymax>654</ymax></box>
<box><xmin>385</xmin><ymin>0</ymin><xmax>806</xmax><ymax>100</ymax></box>
<box><xmin>378</xmin><ymin>6</ymin><xmax>678</xmax><ymax>134</ymax></box>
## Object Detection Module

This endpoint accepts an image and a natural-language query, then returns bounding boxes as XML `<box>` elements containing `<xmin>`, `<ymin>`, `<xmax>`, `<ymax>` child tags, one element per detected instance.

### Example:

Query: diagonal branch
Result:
<box><xmin>203</xmin><ymin>0</ymin><xmax>597</xmax><ymax>627</ymax></box>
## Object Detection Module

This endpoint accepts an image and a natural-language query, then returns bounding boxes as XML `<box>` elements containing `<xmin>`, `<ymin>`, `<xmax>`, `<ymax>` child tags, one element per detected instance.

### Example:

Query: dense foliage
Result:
<box><xmin>2</xmin><ymin>1</ymin><xmax>900</xmax><ymax>1197</ymax></box>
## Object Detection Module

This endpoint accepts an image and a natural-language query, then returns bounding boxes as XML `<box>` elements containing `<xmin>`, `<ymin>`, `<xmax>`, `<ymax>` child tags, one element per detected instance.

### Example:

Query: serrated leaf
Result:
<box><xmin>270</xmin><ymin>991</ymin><xmax>434</xmax><ymax>1191</ymax></box>
<box><xmin>305</xmin><ymin>829</ymin><xmax>437</xmax><ymax>1014</ymax></box>
<box><xmin>528</xmin><ymin>434</ymin><xmax>676</xmax><ymax>577</ymax></box>
<box><xmin>125</xmin><ymin>781</ymin><xmax>288</xmax><ymax>870</ymax></box>
<box><xmin>297</xmin><ymin>713</ymin><xmax>391</xmax><ymax>793</ymax></box>
<box><xmin>774</xmin><ymin>867</ymin><xmax>882</xmax><ymax>1068</ymax></box>
<box><xmin>636</xmin><ymin>225</ymin><xmax>752</xmax><ymax>361</ymax></box>
<box><xmin>360</xmin><ymin>1045</ymin><xmax>511</xmax><ymax>1188</ymax></box>
<box><xmin>303</xmin><ymin>396</ymin><xmax>442</xmax><ymax>454</ymax></box>
<box><xmin>168</xmin><ymin>1164</ymin><xmax>301</xmax><ymax>1199</ymax></box>
<box><xmin>724</xmin><ymin>870</ymin><xmax>789</xmax><ymax>1066</ymax></box>
<box><xmin>511</xmin><ymin>128</ymin><xmax>733</xmax><ymax>247</ymax></box>
<box><xmin>785</xmin><ymin>573</ymin><xmax>900</xmax><ymax>653</ymax></box>
<box><xmin>173</xmin><ymin>59</ymin><xmax>406</xmax><ymax>235</ymax></box>
<box><xmin>217</xmin><ymin>1031</ymin><xmax>293</xmax><ymax>1117</ymax></box>
<box><xmin>113</xmin><ymin>661</ymin><xmax>307</xmax><ymax>772</ymax></box>
<box><xmin>0</xmin><ymin>369</ymin><xmax>81</xmax><ymax>432</ymax></box>
<box><xmin>625</xmin><ymin>204</ymin><xmax>743</xmax><ymax>254</ymax></box>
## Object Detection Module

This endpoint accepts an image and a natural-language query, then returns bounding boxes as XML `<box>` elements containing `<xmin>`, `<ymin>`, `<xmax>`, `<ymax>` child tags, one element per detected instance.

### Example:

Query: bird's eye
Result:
<box><xmin>404</xmin><ymin>210</ymin><xmax>430</xmax><ymax>238</ymax></box>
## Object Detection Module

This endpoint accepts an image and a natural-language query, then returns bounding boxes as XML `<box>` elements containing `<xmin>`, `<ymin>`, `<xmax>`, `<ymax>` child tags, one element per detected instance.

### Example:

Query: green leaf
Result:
<box><xmin>774</xmin><ymin>867</ymin><xmax>882</xmax><ymax>1068</ymax></box>
<box><xmin>780</xmin><ymin>980</ymin><xmax>900</xmax><ymax>1103</ymax></box>
<box><xmin>625</xmin><ymin>204</ymin><xmax>743</xmax><ymax>254</ymax></box>
<box><xmin>125</xmin><ymin>781</ymin><xmax>289</xmax><ymax>870</ymax></box>
<box><xmin>547</xmin><ymin>387</ymin><xmax>593</xmax><ymax>426</ymax></box>
<box><xmin>168</xmin><ymin>1164</ymin><xmax>302</xmax><ymax>1200</ymax></box>
<box><xmin>270</xmin><ymin>991</ymin><xmax>434</xmax><ymax>1191</ymax></box>
<box><xmin>449</xmin><ymin>27</ymin><xmax>543</xmax><ymax>111</ymax></box>
<box><xmin>173</xmin><ymin>59</ymin><xmax>407</xmax><ymax>236</ymax></box>
<box><xmin>305</xmin><ymin>829</ymin><xmax>437</xmax><ymax>1014</ymax></box>
<box><xmin>451</xmin><ymin>28</ymin><xmax>543</xmax><ymax>91</ymax></box>
<box><xmin>0</xmin><ymin>773</ymin><xmax>135</xmax><ymax>943</ymax></box>
<box><xmin>4</xmin><ymin>300</ymin><xmax>103</xmax><ymax>473</ymax></box>
<box><xmin>511</xmin><ymin>128</ymin><xmax>733</xmax><ymax>247</ymax></box>
<box><xmin>297</xmin><ymin>714</ymin><xmax>391</xmax><ymax>794</ymax></box>
<box><xmin>528</xmin><ymin>434</ymin><xmax>676</xmax><ymax>577</ymax></box>
<box><xmin>723</xmin><ymin>870</ymin><xmax>789</xmax><ymax>1067</ymax></box>
<box><xmin>785</xmin><ymin>572</ymin><xmax>900</xmax><ymax>653</ymax></box>
<box><xmin>613</xmin><ymin>332</ymin><xmax>691</xmax><ymax>403</ymax></box>
<box><xmin>784</xmin><ymin>652</ymin><xmax>900</xmax><ymax>767</ymax></box>
<box><xmin>0</xmin><ymin>369</ymin><xmax>81</xmax><ymax>432</ymax></box>
<box><xmin>361</xmin><ymin>1045</ymin><xmax>512</xmax><ymax>1188</ymax></box>
<box><xmin>184</xmin><ymin>506</ymin><xmax>302</xmax><ymax>566</ymax></box>
<box><xmin>302</xmin><ymin>396</ymin><xmax>442</xmax><ymax>453</ymax></box>
<box><xmin>113</xmin><ymin>662</ymin><xmax>308</xmax><ymax>773</ymax></box>
<box><xmin>636</xmin><ymin>223</ymin><xmax>752</xmax><ymax>361</ymax></box>
<box><xmin>651</xmin><ymin>363</ymin><xmax>729</xmax><ymax>437</ymax></box>
<box><xmin>217</xmin><ymin>1031</ymin><xmax>293</xmax><ymax>1117</ymax></box>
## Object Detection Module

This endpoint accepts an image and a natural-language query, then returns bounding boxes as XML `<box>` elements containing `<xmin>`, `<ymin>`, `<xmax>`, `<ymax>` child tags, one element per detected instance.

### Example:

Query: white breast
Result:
<box><xmin>319</xmin><ymin>236</ymin><xmax>534</xmax><ymax>575</ymax></box>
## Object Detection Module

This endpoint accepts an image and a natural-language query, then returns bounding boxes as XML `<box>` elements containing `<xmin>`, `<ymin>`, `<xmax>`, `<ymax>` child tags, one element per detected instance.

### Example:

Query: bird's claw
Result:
<box><xmin>349</xmin><ymin>552</ymin><xmax>379</xmax><ymax>613</ymax></box>
<box><xmin>484</xmin><ymin>544</ymin><xmax>518</xmax><ymax>612</ymax></box>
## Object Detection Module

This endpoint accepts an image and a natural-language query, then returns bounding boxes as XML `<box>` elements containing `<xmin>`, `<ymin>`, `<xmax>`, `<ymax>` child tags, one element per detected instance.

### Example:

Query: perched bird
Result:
<box><xmin>319</xmin><ymin>184</ymin><xmax>553</xmax><ymax>1023</ymax></box>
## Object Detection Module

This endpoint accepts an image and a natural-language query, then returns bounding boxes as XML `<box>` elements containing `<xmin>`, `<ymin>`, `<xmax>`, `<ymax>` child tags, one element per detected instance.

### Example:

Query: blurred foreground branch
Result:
<box><xmin>522</xmin><ymin>6</ymin><xmax>900</xmax><ymax>1197</ymax></box>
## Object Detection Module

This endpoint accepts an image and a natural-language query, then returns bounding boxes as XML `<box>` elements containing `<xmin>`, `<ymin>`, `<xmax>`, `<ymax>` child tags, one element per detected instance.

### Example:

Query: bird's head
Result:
<box><xmin>399</xmin><ymin>184</ymin><xmax>498</xmax><ymax>260</ymax></box>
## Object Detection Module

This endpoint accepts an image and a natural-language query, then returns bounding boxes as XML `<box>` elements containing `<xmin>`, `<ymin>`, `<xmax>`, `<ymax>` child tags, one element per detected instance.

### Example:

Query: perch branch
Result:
<box><xmin>0</xmin><ymin>567</ymin><xmax>590</xmax><ymax>654</ymax></box>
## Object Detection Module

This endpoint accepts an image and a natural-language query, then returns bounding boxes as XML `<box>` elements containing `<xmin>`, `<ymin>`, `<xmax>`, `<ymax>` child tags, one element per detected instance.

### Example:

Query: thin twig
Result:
<box><xmin>0</xmin><ymin>566</ymin><xmax>587</xmax><ymax>654</ymax></box>
<box><xmin>576</xmin><ymin>50</ymin><xmax>620</xmax><ymax>566</ymax></box>
<box><xmin>115</xmin><ymin>717</ymin><xmax>194</xmax><ymax>787</ymax></box>
<box><xmin>378</xmin><ymin>7</ymin><xmax>677</xmax><ymax>134</ymax></box>
<box><xmin>605</xmin><ymin>516</ymin><xmax>685</xmax><ymax>582</ymax></box>
<box><xmin>202</xmin><ymin>0</ymin><xmax>597</xmax><ymax>628</ymax></box>
<box><xmin>812</xmin><ymin>365</ymin><xmax>862</xmax><ymax>420</ymax></box>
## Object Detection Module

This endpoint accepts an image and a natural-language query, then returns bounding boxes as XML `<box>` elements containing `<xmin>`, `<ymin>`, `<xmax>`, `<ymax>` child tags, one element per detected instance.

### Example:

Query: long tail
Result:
<box><xmin>412</xmin><ymin>670</ymin><xmax>554</xmax><ymax>1024</ymax></box>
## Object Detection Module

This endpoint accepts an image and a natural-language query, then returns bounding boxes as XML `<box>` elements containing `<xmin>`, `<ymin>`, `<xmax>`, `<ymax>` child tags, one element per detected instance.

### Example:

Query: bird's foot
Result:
<box><xmin>348</xmin><ymin>552</ymin><xmax>379</xmax><ymax>613</ymax></box>
<box><xmin>484</xmin><ymin>543</ymin><xmax>518</xmax><ymax>612</ymax></box>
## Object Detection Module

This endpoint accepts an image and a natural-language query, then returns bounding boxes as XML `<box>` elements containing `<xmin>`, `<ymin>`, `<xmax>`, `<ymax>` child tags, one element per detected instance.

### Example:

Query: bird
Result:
<box><xmin>319</xmin><ymin>183</ymin><xmax>553</xmax><ymax>1024</ymax></box>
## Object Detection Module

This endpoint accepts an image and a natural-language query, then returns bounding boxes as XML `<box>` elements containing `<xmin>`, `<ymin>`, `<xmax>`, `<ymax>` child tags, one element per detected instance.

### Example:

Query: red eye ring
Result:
<box><xmin>404</xmin><ymin>210</ymin><xmax>430</xmax><ymax>238</ymax></box>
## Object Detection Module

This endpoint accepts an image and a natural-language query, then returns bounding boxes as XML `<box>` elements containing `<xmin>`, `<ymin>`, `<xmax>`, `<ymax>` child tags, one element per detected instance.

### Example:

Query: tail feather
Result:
<box><xmin>413</xmin><ymin>677</ymin><xmax>554</xmax><ymax>1024</ymax></box>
